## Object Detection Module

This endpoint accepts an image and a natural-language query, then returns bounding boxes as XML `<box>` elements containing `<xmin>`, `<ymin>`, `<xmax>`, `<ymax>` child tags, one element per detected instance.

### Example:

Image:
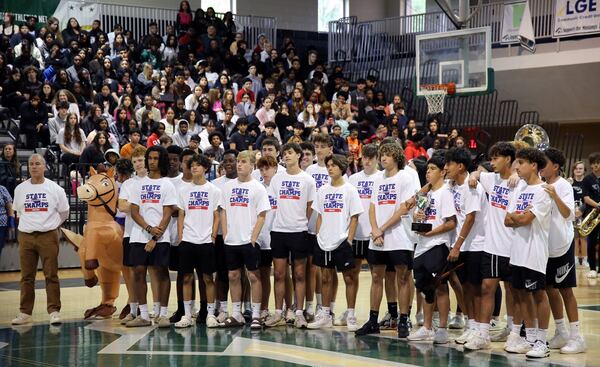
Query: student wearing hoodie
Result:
<box><xmin>172</xmin><ymin>119</ymin><xmax>192</xmax><ymax>148</ymax></box>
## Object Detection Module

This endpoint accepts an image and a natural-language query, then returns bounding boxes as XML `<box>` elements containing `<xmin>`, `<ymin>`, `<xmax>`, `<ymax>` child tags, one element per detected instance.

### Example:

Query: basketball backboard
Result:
<box><xmin>416</xmin><ymin>27</ymin><xmax>493</xmax><ymax>96</ymax></box>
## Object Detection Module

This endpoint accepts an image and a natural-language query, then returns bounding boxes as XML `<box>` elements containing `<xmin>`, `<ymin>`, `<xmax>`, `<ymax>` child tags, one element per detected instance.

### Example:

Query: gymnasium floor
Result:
<box><xmin>0</xmin><ymin>266</ymin><xmax>599</xmax><ymax>366</ymax></box>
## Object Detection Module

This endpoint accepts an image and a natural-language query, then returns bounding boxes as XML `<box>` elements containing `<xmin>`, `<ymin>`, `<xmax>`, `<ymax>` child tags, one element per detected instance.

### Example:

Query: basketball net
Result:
<box><xmin>422</xmin><ymin>84</ymin><xmax>448</xmax><ymax>114</ymax></box>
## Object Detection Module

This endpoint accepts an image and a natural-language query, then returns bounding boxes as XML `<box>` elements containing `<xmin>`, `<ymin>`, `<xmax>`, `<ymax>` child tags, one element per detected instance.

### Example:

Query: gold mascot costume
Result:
<box><xmin>62</xmin><ymin>167</ymin><xmax>124</xmax><ymax>319</ymax></box>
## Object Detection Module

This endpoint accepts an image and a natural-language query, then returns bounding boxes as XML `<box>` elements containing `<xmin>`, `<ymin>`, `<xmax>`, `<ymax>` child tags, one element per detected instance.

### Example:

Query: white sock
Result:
<box><xmin>570</xmin><ymin>321</ymin><xmax>580</xmax><ymax>338</ymax></box>
<box><xmin>207</xmin><ymin>302</ymin><xmax>216</xmax><ymax>316</ymax></box>
<box><xmin>555</xmin><ymin>318</ymin><xmax>569</xmax><ymax>336</ymax></box>
<box><xmin>183</xmin><ymin>300</ymin><xmax>192</xmax><ymax>317</ymax></box>
<box><xmin>480</xmin><ymin>322</ymin><xmax>491</xmax><ymax>338</ymax></box>
<box><xmin>468</xmin><ymin>319</ymin><xmax>476</xmax><ymax>330</ymax></box>
<box><xmin>160</xmin><ymin>306</ymin><xmax>168</xmax><ymax>317</ymax></box>
<box><xmin>330</xmin><ymin>301</ymin><xmax>336</xmax><ymax>314</ymax></box>
<box><xmin>322</xmin><ymin>306</ymin><xmax>330</xmax><ymax>316</ymax></box>
<box><xmin>153</xmin><ymin>302</ymin><xmax>160</xmax><ymax>316</ymax></box>
<box><xmin>251</xmin><ymin>303</ymin><xmax>261</xmax><ymax>319</ymax></box>
<box><xmin>534</xmin><ymin>318</ymin><xmax>539</xmax><ymax>329</ymax></box>
<box><xmin>348</xmin><ymin>308</ymin><xmax>355</xmax><ymax>318</ymax></box>
<box><xmin>139</xmin><ymin>304</ymin><xmax>149</xmax><ymax>320</ymax></box>
<box><xmin>512</xmin><ymin>324</ymin><xmax>521</xmax><ymax>335</ymax></box>
<box><xmin>525</xmin><ymin>328</ymin><xmax>537</xmax><ymax>342</ymax></box>
<box><xmin>220</xmin><ymin>301</ymin><xmax>228</xmax><ymax>313</ymax></box>
<box><xmin>275</xmin><ymin>309</ymin><xmax>283</xmax><ymax>316</ymax></box>
<box><xmin>295</xmin><ymin>309</ymin><xmax>304</xmax><ymax>316</ymax></box>
<box><xmin>316</xmin><ymin>293</ymin><xmax>322</xmax><ymax>306</ymax></box>
<box><xmin>538</xmin><ymin>328</ymin><xmax>548</xmax><ymax>343</ymax></box>
<box><xmin>306</xmin><ymin>301</ymin><xmax>314</xmax><ymax>314</ymax></box>
<box><xmin>507</xmin><ymin>315</ymin><xmax>514</xmax><ymax>330</ymax></box>
<box><xmin>232</xmin><ymin>302</ymin><xmax>242</xmax><ymax>320</ymax></box>
<box><xmin>130</xmin><ymin>302</ymin><xmax>139</xmax><ymax>316</ymax></box>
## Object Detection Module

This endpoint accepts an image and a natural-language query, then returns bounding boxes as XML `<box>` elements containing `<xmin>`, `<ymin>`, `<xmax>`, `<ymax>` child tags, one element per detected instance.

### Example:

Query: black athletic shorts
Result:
<box><xmin>214</xmin><ymin>235</ymin><xmax>228</xmax><ymax>280</ymax></box>
<box><xmin>260</xmin><ymin>249</ymin><xmax>273</xmax><ymax>268</ymax></box>
<box><xmin>367</xmin><ymin>248</ymin><xmax>413</xmax><ymax>270</ymax></box>
<box><xmin>456</xmin><ymin>251</ymin><xmax>484</xmax><ymax>285</ymax></box>
<box><xmin>413</xmin><ymin>245</ymin><xmax>450</xmax><ymax>294</ymax></box>
<box><xmin>178</xmin><ymin>241</ymin><xmax>216</xmax><ymax>275</ymax></box>
<box><xmin>271</xmin><ymin>231</ymin><xmax>310</xmax><ymax>261</ymax></box>
<box><xmin>313</xmin><ymin>241</ymin><xmax>355</xmax><ymax>272</ymax></box>
<box><xmin>511</xmin><ymin>265</ymin><xmax>546</xmax><ymax>292</ymax></box>
<box><xmin>169</xmin><ymin>245</ymin><xmax>179</xmax><ymax>271</ymax></box>
<box><xmin>481</xmin><ymin>252</ymin><xmax>512</xmax><ymax>281</ymax></box>
<box><xmin>307</xmin><ymin>233</ymin><xmax>319</xmax><ymax>254</ymax></box>
<box><xmin>122</xmin><ymin>237</ymin><xmax>132</xmax><ymax>267</ymax></box>
<box><xmin>225</xmin><ymin>244</ymin><xmax>261</xmax><ymax>271</ymax></box>
<box><xmin>352</xmin><ymin>239</ymin><xmax>369</xmax><ymax>259</ymax></box>
<box><xmin>129</xmin><ymin>241</ymin><xmax>170</xmax><ymax>267</ymax></box>
<box><xmin>546</xmin><ymin>242</ymin><xmax>576</xmax><ymax>288</ymax></box>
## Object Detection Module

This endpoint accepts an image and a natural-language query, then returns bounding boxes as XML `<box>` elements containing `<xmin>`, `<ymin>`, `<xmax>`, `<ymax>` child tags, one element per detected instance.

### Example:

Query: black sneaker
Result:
<box><xmin>197</xmin><ymin>307</ymin><xmax>208</xmax><ymax>325</ymax></box>
<box><xmin>169</xmin><ymin>310</ymin><xmax>184</xmax><ymax>323</ymax></box>
<box><xmin>397</xmin><ymin>319</ymin><xmax>410</xmax><ymax>338</ymax></box>
<box><xmin>355</xmin><ymin>321</ymin><xmax>380</xmax><ymax>336</ymax></box>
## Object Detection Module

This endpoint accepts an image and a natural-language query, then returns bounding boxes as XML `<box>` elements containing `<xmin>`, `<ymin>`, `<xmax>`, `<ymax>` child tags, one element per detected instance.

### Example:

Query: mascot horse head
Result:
<box><xmin>77</xmin><ymin>166</ymin><xmax>118</xmax><ymax>218</ymax></box>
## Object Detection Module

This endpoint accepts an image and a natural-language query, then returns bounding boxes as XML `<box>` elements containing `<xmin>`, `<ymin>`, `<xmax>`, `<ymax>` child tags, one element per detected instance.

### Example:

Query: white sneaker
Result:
<box><xmin>506</xmin><ymin>337</ymin><xmax>532</xmax><ymax>354</ymax></box>
<box><xmin>490</xmin><ymin>327</ymin><xmax>510</xmax><ymax>342</ymax></box>
<box><xmin>490</xmin><ymin>319</ymin><xmax>503</xmax><ymax>332</ymax></box>
<box><xmin>216</xmin><ymin>311</ymin><xmax>229</xmax><ymax>324</ymax></box>
<box><xmin>11</xmin><ymin>313</ymin><xmax>33</xmax><ymax>325</ymax></box>
<box><xmin>448</xmin><ymin>314</ymin><xmax>465</xmax><ymax>329</ymax></box>
<box><xmin>174</xmin><ymin>315</ymin><xmax>194</xmax><ymax>328</ymax></box>
<box><xmin>407</xmin><ymin>326</ymin><xmax>435</xmax><ymax>341</ymax></box>
<box><xmin>434</xmin><ymin>328</ymin><xmax>449</xmax><ymax>344</ymax></box>
<box><xmin>416</xmin><ymin>312</ymin><xmax>424</xmax><ymax>326</ymax></box>
<box><xmin>526</xmin><ymin>340</ymin><xmax>550</xmax><ymax>358</ymax></box>
<box><xmin>334</xmin><ymin>310</ymin><xmax>348</xmax><ymax>326</ymax></box>
<box><xmin>347</xmin><ymin>315</ymin><xmax>358</xmax><ymax>332</ymax></box>
<box><xmin>307</xmin><ymin>312</ymin><xmax>332</xmax><ymax>329</ymax></box>
<box><xmin>49</xmin><ymin>312</ymin><xmax>62</xmax><ymax>325</ymax></box>
<box><xmin>560</xmin><ymin>336</ymin><xmax>587</xmax><ymax>354</ymax></box>
<box><xmin>206</xmin><ymin>314</ymin><xmax>219</xmax><ymax>328</ymax></box>
<box><xmin>464</xmin><ymin>333</ymin><xmax>491</xmax><ymax>350</ymax></box>
<box><xmin>504</xmin><ymin>331</ymin><xmax>522</xmax><ymax>350</ymax></box>
<box><xmin>285</xmin><ymin>309</ymin><xmax>296</xmax><ymax>324</ymax></box>
<box><xmin>455</xmin><ymin>329</ymin><xmax>475</xmax><ymax>345</ymax></box>
<box><xmin>587</xmin><ymin>270</ymin><xmax>598</xmax><ymax>278</ymax></box>
<box><xmin>191</xmin><ymin>306</ymin><xmax>199</xmax><ymax>319</ymax></box>
<box><xmin>548</xmin><ymin>331</ymin><xmax>569</xmax><ymax>349</ymax></box>
<box><xmin>582</xmin><ymin>259</ymin><xmax>589</xmax><ymax>268</ymax></box>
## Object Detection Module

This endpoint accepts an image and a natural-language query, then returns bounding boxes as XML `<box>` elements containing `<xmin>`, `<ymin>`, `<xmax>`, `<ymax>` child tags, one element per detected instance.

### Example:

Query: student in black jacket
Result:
<box><xmin>19</xmin><ymin>93</ymin><xmax>50</xmax><ymax>149</ymax></box>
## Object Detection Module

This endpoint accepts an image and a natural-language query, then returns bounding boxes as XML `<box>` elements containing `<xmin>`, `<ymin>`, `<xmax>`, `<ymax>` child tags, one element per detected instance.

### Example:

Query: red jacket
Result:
<box><xmin>404</xmin><ymin>140</ymin><xmax>429</xmax><ymax>161</ymax></box>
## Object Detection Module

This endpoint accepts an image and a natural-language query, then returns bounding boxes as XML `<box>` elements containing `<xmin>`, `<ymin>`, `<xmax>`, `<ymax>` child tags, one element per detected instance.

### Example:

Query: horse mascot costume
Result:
<box><xmin>62</xmin><ymin>167</ymin><xmax>124</xmax><ymax>319</ymax></box>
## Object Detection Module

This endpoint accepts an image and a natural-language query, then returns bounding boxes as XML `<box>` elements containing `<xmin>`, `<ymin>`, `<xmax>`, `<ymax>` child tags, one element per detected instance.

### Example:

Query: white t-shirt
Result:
<box><xmin>129</xmin><ymin>176</ymin><xmax>178</xmax><ymax>244</ymax></box>
<box><xmin>212</xmin><ymin>175</ymin><xmax>234</xmax><ymax>235</ymax></box>
<box><xmin>414</xmin><ymin>184</ymin><xmax>457</xmax><ymax>258</ymax></box>
<box><xmin>348</xmin><ymin>170</ymin><xmax>383</xmax><ymax>241</ymax></box>
<box><xmin>312</xmin><ymin>182</ymin><xmax>363</xmax><ymax>251</ymax></box>
<box><xmin>118</xmin><ymin>175</ymin><xmax>144</xmax><ymax>238</ymax></box>
<box><xmin>178</xmin><ymin>181</ymin><xmax>221</xmax><ymax>244</ymax></box>
<box><xmin>402</xmin><ymin>166</ymin><xmax>422</xmax><ymax>245</ymax></box>
<box><xmin>270</xmin><ymin>170</ymin><xmax>316</xmax><ymax>233</ymax></box>
<box><xmin>449</xmin><ymin>180</ymin><xmax>487</xmax><ymax>252</ymax></box>
<box><xmin>257</xmin><ymin>185</ymin><xmax>278</xmax><ymax>250</ymax></box>
<box><xmin>306</xmin><ymin>163</ymin><xmax>331</xmax><ymax>234</ymax></box>
<box><xmin>547</xmin><ymin>177</ymin><xmax>575</xmax><ymax>258</ymax></box>
<box><xmin>479</xmin><ymin>172</ymin><xmax>526</xmax><ymax>257</ymax></box>
<box><xmin>369</xmin><ymin>169</ymin><xmax>420</xmax><ymax>251</ymax></box>
<box><xmin>220</xmin><ymin>178</ymin><xmax>271</xmax><ymax>246</ymax></box>
<box><xmin>168</xmin><ymin>175</ymin><xmax>192</xmax><ymax>245</ymax></box>
<box><xmin>14</xmin><ymin>179</ymin><xmax>69</xmax><ymax>233</ymax></box>
<box><xmin>508</xmin><ymin>183</ymin><xmax>551</xmax><ymax>273</ymax></box>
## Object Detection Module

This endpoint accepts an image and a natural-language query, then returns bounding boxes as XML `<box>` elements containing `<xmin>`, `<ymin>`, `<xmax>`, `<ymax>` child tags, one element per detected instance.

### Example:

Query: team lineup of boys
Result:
<box><xmin>115</xmin><ymin>134</ymin><xmax>589</xmax><ymax>359</ymax></box>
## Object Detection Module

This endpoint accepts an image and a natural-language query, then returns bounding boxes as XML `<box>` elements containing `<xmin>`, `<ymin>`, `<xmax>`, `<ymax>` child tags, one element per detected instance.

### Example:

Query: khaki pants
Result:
<box><xmin>18</xmin><ymin>229</ymin><xmax>61</xmax><ymax>315</ymax></box>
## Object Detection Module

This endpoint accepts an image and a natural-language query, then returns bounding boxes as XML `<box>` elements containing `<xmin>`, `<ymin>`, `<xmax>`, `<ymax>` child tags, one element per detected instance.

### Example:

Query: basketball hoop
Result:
<box><xmin>421</xmin><ymin>83</ymin><xmax>455</xmax><ymax>115</ymax></box>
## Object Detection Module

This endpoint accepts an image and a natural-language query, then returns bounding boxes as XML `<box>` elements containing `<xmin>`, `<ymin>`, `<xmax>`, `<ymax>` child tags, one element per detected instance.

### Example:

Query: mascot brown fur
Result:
<box><xmin>61</xmin><ymin>167</ymin><xmax>123</xmax><ymax>319</ymax></box>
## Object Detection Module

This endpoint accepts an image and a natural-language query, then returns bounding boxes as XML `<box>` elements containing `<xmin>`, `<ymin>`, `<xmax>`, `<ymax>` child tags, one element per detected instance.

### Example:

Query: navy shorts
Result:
<box><xmin>546</xmin><ymin>242</ymin><xmax>576</xmax><ymax>288</ymax></box>
<box><xmin>129</xmin><ymin>242</ymin><xmax>170</xmax><ymax>267</ymax></box>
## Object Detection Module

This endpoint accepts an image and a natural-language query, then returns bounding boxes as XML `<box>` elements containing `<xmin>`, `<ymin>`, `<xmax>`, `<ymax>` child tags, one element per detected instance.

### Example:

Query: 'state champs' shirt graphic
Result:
<box><xmin>490</xmin><ymin>185</ymin><xmax>510</xmax><ymax>210</ymax></box>
<box><xmin>356</xmin><ymin>180</ymin><xmax>374</xmax><ymax>199</ymax></box>
<box><xmin>279</xmin><ymin>180</ymin><xmax>301</xmax><ymax>200</ymax></box>
<box><xmin>377</xmin><ymin>183</ymin><xmax>396</xmax><ymax>205</ymax></box>
<box><xmin>187</xmin><ymin>191</ymin><xmax>210</xmax><ymax>210</ymax></box>
<box><xmin>323</xmin><ymin>193</ymin><xmax>344</xmax><ymax>212</ymax></box>
<box><xmin>24</xmin><ymin>193</ymin><xmax>49</xmax><ymax>212</ymax></box>
<box><xmin>229</xmin><ymin>187</ymin><xmax>250</xmax><ymax>207</ymax></box>
<box><xmin>140</xmin><ymin>185</ymin><xmax>162</xmax><ymax>204</ymax></box>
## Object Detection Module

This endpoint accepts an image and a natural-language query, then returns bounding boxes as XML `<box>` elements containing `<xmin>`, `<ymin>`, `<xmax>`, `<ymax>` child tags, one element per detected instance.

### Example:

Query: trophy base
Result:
<box><xmin>411</xmin><ymin>223</ymin><xmax>433</xmax><ymax>232</ymax></box>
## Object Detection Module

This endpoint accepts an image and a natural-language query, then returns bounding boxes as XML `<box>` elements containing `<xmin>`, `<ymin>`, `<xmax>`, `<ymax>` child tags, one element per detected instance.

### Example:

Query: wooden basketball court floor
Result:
<box><xmin>0</xmin><ymin>266</ymin><xmax>599</xmax><ymax>366</ymax></box>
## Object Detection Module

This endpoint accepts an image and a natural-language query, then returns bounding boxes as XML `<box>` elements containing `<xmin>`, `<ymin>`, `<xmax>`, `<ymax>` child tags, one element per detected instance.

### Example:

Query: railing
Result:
<box><xmin>98</xmin><ymin>3</ymin><xmax>277</xmax><ymax>49</ymax></box>
<box><xmin>328</xmin><ymin>0</ymin><xmax>556</xmax><ymax>64</ymax></box>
